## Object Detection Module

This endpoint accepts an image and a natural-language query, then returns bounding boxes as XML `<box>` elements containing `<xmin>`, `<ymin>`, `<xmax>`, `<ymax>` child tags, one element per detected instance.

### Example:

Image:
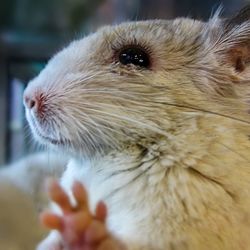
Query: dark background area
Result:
<box><xmin>0</xmin><ymin>0</ymin><xmax>247</xmax><ymax>164</ymax></box>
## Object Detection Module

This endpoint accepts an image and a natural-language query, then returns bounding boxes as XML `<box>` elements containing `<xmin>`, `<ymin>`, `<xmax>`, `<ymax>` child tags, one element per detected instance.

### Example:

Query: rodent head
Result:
<box><xmin>24</xmin><ymin>7</ymin><xmax>250</xmax><ymax>158</ymax></box>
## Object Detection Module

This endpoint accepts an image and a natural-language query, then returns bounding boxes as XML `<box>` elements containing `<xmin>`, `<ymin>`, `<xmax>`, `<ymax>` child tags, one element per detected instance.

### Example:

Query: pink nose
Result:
<box><xmin>24</xmin><ymin>95</ymin><xmax>37</xmax><ymax>110</ymax></box>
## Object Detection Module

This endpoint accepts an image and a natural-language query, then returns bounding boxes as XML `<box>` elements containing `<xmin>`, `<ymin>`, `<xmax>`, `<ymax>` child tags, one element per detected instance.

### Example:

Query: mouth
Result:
<box><xmin>29</xmin><ymin>114</ymin><xmax>66</xmax><ymax>146</ymax></box>
<box><xmin>35</xmin><ymin>128</ymin><xmax>64</xmax><ymax>145</ymax></box>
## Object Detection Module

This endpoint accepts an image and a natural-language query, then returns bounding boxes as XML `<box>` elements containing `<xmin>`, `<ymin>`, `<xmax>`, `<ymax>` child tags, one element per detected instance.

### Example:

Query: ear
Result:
<box><xmin>205</xmin><ymin>6</ymin><xmax>250</xmax><ymax>115</ymax></box>
<box><xmin>209</xmin><ymin>5</ymin><xmax>250</xmax><ymax>73</ymax></box>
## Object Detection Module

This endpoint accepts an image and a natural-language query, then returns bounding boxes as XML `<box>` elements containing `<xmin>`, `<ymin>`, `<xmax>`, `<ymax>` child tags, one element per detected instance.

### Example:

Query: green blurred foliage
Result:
<box><xmin>0</xmin><ymin>0</ymin><xmax>104</xmax><ymax>34</ymax></box>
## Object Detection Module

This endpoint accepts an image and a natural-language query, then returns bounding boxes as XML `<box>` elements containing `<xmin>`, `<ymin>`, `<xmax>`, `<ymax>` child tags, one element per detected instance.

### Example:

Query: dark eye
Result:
<box><xmin>118</xmin><ymin>47</ymin><xmax>150</xmax><ymax>68</ymax></box>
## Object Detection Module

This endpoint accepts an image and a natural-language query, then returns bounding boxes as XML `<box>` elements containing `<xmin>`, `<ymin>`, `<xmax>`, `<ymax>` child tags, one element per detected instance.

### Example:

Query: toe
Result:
<box><xmin>72</xmin><ymin>181</ymin><xmax>89</xmax><ymax>210</ymax></box>
<box><xmin>95</xmin><ymin>201</ymin><xmax>107</xmax><ymax>222</ymax></box>
<box><xmin>40</xmin><ymin>211</ymin><xmax>63</xmax><ymax>231</ymax></box>
<box><xmin>47</xmin><ymin>180</ymin><xmax>72</xmax><ymax>213</ymax></box>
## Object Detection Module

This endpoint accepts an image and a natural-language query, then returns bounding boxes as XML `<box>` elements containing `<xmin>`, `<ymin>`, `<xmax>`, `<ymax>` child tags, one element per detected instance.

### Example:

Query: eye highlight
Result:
<box><xmin>118</xmin><ymin>46</ymin><xmax>151</xmax><ymax>68</ymax></box>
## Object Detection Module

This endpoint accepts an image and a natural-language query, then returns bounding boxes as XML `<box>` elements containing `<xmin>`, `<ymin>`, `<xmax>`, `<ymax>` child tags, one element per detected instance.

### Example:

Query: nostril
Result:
<box><xmin>24</xmin><ymin>96</ymin><xmax>37</xmax><ymax>109</ymax></box>
<box><xmin>29</xmin><ymin>99</ymin><xmax>36</xmax><ymax>109</ymax></box>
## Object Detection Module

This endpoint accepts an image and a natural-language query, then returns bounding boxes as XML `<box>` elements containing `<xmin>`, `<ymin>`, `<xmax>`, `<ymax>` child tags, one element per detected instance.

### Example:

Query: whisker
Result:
<box><xmin>152</xmin><ymin>101</ymin><xmax>250</xmax><ymax>125</ymax></box>
<box><xmin>217</xmin><ymin>142</ymin><xmax>250</xmax><ymax>162</ymax></box>
<box><xmin>81</xmin><ymin>106</ymin><xmax>170</xmax><ymax>137</ymax></box>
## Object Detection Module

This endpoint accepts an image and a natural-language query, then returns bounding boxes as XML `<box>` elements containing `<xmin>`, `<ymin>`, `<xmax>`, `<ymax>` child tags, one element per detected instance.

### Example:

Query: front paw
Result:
<box><xmin>40</xmin><ymin>180</ymin><xmax>125</xmax><ymax>250</ymax></box>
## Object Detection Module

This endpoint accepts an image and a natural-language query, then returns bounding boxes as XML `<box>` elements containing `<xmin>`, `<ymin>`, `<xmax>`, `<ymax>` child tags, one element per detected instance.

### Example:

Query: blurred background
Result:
<box><xmin>0</xmin><ymin>0</ymin><xmax>248</xmax><ymax>165</ymax></box>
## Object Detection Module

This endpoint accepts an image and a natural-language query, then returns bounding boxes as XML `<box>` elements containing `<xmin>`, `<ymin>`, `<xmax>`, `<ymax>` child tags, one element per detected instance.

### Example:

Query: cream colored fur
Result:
<box><xmin>24</xmin><ymin>11</ymin><xmax>250</xmax><ymax>250</ymax></box>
